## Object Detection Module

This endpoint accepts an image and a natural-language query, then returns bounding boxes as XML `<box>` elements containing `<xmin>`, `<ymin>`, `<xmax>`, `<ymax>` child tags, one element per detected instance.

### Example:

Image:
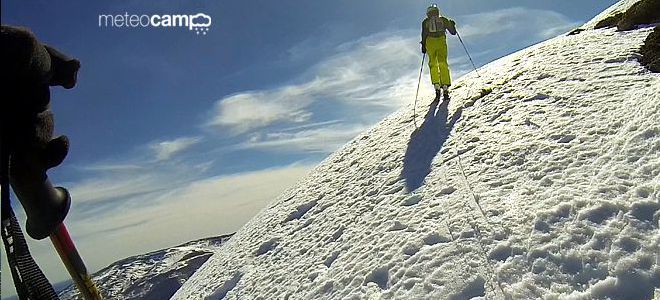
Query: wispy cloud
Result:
<box><xmin>205</xmin><ymin>7</ymin><xmax>577</xmax><ymax>156</ymax></box>
<box><xmin>61</xmin><ymin>135</ymin><xmax>211</xmax><ymax>220</ymax></box>
<box><xmin>206</xmin><ymin>32</ymin><xmax>422</xmax><ymax>136</ymax></box>
<box><xmin>19</xmin><ymin>163</ymin><xmax>313</xmax><ymax>286</ymax></box>
<box><xmin>242</xmin><ymin>123</ymin><xmax>369</xmax><ymax>153</ymax></box>
<box><xmin>456</xmin><ymin>7</ymin><xmax>579</xmax><ymax>47</ymax></box>
<box><xmin>66</xmin><ymin>162</ymin><xmax>312</xmax><ymax>239</ymax></box>
<box><xmin>67</xmin><ymin>174</ymin><xmax>166</xmax><ymax>206</ymax></box>
<box><xmin>77</xmin><ymin>163</ymin><xmax>145</xmax><ymax>173</ymax></box>
<box><xmin>207</xmin><ymin>90</ymin><xmax>315</xmax><ymax>135</ymax></box>
<box><xmin>150</xmin><ymin>136</ymin><xmax>202</xmax><ymax>161</ymax></box>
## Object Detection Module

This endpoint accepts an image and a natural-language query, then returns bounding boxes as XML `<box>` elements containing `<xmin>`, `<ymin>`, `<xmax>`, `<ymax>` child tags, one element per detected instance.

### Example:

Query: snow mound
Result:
<box><xmin>175</xmin><ymin>2</ymin><xmax>659</xmax><ymax>299</ymax></box>
<box><xmin>581</xmin><ymin>0</ymin><xmax>644</xmax><ymax>30</ymax></box>
<box><xmin>59</xmin><ymin>235</ymin><xmax>231</xmax><ymax>300</ymax></box>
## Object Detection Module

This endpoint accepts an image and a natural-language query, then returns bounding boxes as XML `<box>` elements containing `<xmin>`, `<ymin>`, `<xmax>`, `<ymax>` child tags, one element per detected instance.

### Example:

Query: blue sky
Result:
<box><xmin>1</xmin><ymin>0</ymin><xmax>618</xmax><ymax>296</ymax></box>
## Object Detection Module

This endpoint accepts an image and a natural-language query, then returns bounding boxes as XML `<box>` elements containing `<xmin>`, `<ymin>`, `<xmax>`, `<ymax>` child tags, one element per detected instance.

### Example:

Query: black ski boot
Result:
<box><xmin>443</xmin><ymin>89</ymin><xmax>450</xmax><ymax>101</ymax></box>
<box><xmin>434</xmin><ymin>89</ymin><xmax>442</xmax><ymax>102</ymax></box>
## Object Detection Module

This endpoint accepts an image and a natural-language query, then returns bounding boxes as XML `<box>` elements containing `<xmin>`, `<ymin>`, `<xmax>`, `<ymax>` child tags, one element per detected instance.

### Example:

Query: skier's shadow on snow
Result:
<box><xmin>402</xmin><ymin>99</ymin><xmax>462</xmax><ymax>192</ymax></box>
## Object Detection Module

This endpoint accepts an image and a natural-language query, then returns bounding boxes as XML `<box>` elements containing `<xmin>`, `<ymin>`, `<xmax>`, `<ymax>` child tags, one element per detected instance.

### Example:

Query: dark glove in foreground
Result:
<box><xmin>0</xmin><ymin>25</ymin><xmax>80</xmax><ymax>239</ymax></box>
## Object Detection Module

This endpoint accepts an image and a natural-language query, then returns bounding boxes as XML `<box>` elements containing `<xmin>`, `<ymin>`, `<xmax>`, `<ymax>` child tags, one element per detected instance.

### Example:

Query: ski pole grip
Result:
<box><xmin>9</xmin><ymin>153</ymin><xmax>71</xmax><ymax>240</ymax></box>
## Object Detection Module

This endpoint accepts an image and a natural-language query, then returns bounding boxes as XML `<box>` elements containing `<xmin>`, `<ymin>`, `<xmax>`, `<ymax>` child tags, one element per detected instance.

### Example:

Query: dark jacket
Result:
<box><xmin>421</xmin><ymin>16</ymin><xmax>457</xmax><ymax>45</ymax></box>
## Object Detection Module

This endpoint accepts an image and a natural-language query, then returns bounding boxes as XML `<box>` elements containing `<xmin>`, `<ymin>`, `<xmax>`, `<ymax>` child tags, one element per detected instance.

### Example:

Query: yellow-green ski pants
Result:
<box><xmin>426</xmin><ymin>36</ymin><xmax>451</xmax><ymax>86</ymax></box>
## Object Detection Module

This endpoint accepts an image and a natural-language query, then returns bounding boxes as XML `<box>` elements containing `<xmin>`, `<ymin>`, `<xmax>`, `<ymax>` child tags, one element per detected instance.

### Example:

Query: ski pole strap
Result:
<box><xmin>2</xmin><ymin>210</ymin><xmax>60</xmax><ymax>300</ymax></box>
<box><xmin>1</xmin><ymin>148</ymin><xmax>59</xmax><ymax>300</ymax></box>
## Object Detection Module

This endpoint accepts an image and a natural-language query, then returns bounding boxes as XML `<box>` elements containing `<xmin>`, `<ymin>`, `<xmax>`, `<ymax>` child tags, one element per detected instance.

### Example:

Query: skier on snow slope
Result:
<box><xmin>421</xmin><ymin>4</ymin><xmax>457</xmax><ymax>102</ymax></box>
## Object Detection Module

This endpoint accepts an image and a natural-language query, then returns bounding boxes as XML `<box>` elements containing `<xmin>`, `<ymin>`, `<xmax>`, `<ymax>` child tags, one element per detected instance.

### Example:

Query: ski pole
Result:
<box><xmin>9</xmin><ymin>170</ymin><xmax>102</xmax><ymax>299</ymax></box>
<box><xmin>413</xmin><ymin>53</ymin><xmax>426</xmax><ymax>129</ymax></box>
<box><xmin>8</xmin><ymin>151</ymin><xmax>103</xmax><ymax>299</ymax></box>
<box><xmin>51</xmin><ymin>223</ymin><xmax>103</xmax><ymax>300</ymax></box>
<box><xmin>456</xmin><ymin>31</ymin><xmax>480</xmax><ymax>78</ymax></box>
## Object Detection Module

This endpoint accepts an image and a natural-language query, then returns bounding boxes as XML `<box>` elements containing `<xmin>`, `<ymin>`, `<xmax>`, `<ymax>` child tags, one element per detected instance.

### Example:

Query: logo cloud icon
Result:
<box><xmin>190</xmin><ymin>13</ymin><xmax>212</xmax><ymax>28</ymax></box>
<box><xmin>189</xmin><ymin>13</ymin><xmax>212</xmax><ymax>35</ymax></box>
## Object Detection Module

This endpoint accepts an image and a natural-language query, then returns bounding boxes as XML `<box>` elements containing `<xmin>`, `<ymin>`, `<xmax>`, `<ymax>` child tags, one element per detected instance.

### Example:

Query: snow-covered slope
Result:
<box><xmin>175</xmin><ymin>3</ymin><xmax>659</xmax><ymax>300</ymax></box>
<box><xmin>59</xmin><ymin>235</ymin><xmax>231</xmax><ymax>300</ymax></box>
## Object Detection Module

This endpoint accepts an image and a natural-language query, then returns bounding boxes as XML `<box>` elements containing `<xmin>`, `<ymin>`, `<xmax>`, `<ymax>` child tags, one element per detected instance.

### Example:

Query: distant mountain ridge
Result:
<box><xmin>59</xmin><ymin>234</ymin><xmax>233</xmax><ymax>299</ymax></box>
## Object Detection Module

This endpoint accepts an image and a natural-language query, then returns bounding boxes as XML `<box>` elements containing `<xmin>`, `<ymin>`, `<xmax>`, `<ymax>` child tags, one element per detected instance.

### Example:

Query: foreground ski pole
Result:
<box><xmin>51</xmin><ymin>223</ymin><xmax>103</xmax><ymax>300</ymax></box>
<box><xmin>413</xmin><ymin>53</ymin><xmax>426</xmax><ymax>129</ymax></box>
<box><xmin>9</xmin><ymin>161</ymin><xmax>103</xmax><ymax>300</ymax></box>
<box><xmin>456</xmin><ymin>31</ymin><xmax>480</xmax><ymax>78</ymax></box>
<box><xmin>8</xmin><ymin>150</ymin><xmax>102</xmax><ymax>299</ymax></box>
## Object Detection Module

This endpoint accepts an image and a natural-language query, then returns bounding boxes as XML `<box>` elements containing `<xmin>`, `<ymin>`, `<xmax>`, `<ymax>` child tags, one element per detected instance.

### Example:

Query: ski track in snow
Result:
<box><xmin>174</xmin><ymin>7</ymin><xmax>659</xmax><ymax>300</ymax></box>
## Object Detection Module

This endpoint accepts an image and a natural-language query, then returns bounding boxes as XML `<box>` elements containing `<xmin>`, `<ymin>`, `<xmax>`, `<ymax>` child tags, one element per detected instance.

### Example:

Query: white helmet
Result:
<box><xmin>427</xmin><ymin>4</ymin><xmax>440</xmax><ymax>15</ymax></box>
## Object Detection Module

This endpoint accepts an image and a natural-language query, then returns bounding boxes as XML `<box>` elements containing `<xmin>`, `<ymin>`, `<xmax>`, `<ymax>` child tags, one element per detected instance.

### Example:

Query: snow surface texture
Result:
<box><xmin>175</xmin><ymin>3</ymin><xmax>659</xmax><ymax>300</ymax></box>
<box><xmin>59</xmin><ymin>235</ymin><xmax>231</xmax><ymax>300</ymax></box>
